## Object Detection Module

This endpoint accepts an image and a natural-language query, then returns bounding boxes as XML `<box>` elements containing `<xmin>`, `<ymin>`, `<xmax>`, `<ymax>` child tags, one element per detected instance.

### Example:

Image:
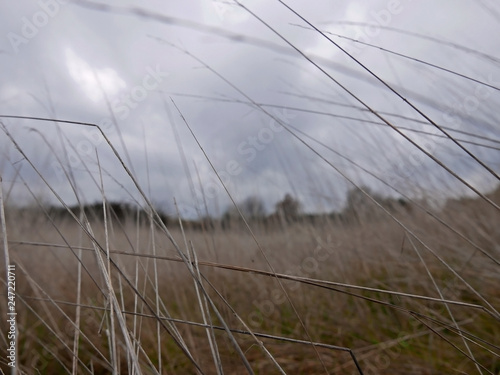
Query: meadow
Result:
<box><xmin>1</xmin><ymin>1</ymin><xmax>500</xmax><ymax>374</ymax></box>
<box><xmin>1</xmin><ymin>185</ymin><xmax>499</xmax><ymax>374</ymax></box>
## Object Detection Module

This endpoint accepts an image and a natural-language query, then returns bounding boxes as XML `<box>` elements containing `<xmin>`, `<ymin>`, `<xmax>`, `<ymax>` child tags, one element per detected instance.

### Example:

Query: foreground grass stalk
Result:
<box><xmin>86</xmin><ymin>220</ymin><xmax>142</xmax><ymax>374</ymax></box>
<box><xmin>0</xmin><ymin>176</ymin><xmax>17</xmax><ymax>375</ymax></box>
<box><xmin>97</xmin><ymin>156</ymin><xmax>120</xmax><ymax>375</ymax></box>
<box><xmin>189</xmin><ymin>242</ymin><xmax>224</xmax><ymax>375</ymax></box>
<box><xmin>406</xmin><ymin>235</ymin><xmax>483</xmax><ymax>374</ymax></box>
<box><xmin>72</xmin><ymin>209</ymin><xmax>84</xmax><ymax>375</ymax></box>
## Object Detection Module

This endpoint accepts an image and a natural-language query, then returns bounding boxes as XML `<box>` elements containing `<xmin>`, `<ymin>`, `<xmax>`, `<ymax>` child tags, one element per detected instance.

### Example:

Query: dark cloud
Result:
<box><xmin>1</xmin><ymin>0</ymin><xmax>499</xmax><ymax>217</ymax></box>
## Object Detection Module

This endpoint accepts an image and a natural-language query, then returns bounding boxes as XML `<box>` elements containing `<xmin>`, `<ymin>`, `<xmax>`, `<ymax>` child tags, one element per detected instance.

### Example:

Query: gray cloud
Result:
<box><xmin>1</xmin><ymin>0</ymin><xmax>499</xmax><ymax>217</ymax></box>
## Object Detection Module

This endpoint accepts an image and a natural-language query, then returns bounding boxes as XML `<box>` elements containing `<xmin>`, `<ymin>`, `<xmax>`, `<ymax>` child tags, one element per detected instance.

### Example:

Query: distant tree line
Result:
<box><xmin>47</xmin><ymin>202</ymin><xmax>169</xmax><ymax>226</ymax></box>
<box><xmin>44</xmin><ymin>187</ymin><xmax>412</xmax><ymax>230</ymax></box>
<box><xmin>222</xmin><ymin>188</ymin><xmax>412</xmax><ymax>229</ymax></box>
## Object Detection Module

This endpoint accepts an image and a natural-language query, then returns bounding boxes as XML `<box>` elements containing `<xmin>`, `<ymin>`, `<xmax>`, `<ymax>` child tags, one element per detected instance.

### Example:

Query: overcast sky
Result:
<box><xmin>1</xmin><ymin>0</ymin><xmax>499</xmax><ymax>217</ymax></box>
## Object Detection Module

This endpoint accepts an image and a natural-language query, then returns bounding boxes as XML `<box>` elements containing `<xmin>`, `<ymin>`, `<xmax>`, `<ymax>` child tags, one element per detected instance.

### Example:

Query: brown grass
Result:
<box><xmin>1</xmin><ymin>188</ymin><xmax>499</xmax><ymax>374</ymax></box>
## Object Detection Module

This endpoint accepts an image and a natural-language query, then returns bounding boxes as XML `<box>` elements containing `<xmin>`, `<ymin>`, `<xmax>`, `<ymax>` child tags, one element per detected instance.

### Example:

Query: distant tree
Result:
<box><xmin>240</xmin><ymin>195</ymin><xmax>266</xmax><ymax>219</ymax></box>
<box><xmin>346</xmin><ymin>186</ymin><xmax>373</xmax><ymax>209</ymax></box>
<box><xmin>275</xmin><ymin>193</ymin><xmax>300</xmax><ymax>222</ymax></box>
<box><xmin>343</xmin><ymin>186</ymin><xmax>383</xmax><ymax>223</ymax></box>
<box><xmin>222</xmin><ymin>195</ymin><xmax>266</xmax><ymax>228</ymax></box>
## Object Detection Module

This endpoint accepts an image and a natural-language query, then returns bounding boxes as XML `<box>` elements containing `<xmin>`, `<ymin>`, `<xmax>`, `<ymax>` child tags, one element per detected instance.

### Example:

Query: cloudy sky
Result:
<box><xmin>1</xmin><ymin>0</ymin><xmax>499</xmax><ymax>217</ymax></box>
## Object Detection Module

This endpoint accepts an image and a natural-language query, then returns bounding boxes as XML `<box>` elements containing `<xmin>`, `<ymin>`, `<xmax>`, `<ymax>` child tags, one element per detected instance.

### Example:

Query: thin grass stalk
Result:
<box><xmin>164</xmin><ymin>95</ymin><xmax>202</xmax><ymax>221</ymax></box>
<box><xmin>72</xmin><ymin>209</ymin><xmax>85</xmax><ymax>375</ymax></box>
<box><xmin>1</xmin><ymin>157</ymin><xmax>21</xmax><ymax>202</ymax></box>
<box><xmin>3</xmin><ymin>130</ymin><xmax>105</xmax><ymax>293</ymax></box>
<box><xmin>332</xmin><ymin>20</ymin><xmax>500</xmax><ymax>64</ymax></box>
<box><xmin>20</xmin><ymin>272</ymin><xmax>112</xmax><ymax>369</ymax></box>
<box><xmin>26</xmin><ymin>128</ymin><xmax>84</xmax><ymax>209</ymax></box>
<box><xmin>132</xmin><ymin>207</ymin><xmax>140</xmax><ymax>355</ymax></box>
<box><xmin>131</xmin><ymin>334</ymin><xmax>161</xmax><ymax>375</ymax></box>
<box><xmin>189</xmin><ymin>241</ymin><xmax>224</xmax><ymax>375</ymax></box>
<box><xmin>413</xmin><ymin>315</ymin><xmax>500</xmax><ymax>357</ymax></box>
<box><xmin>0</xmin><ymin>176</ymin><xmax>11</xmax><ymax>291</ymax></box>
<box><xmin>277</xmin><ymin>89</ymin><xmax>500</xmax><ymax>146</ymax></box>
<box><xmin>23</xmin><ymin>293</ymin><xmax>493</xmax><ymax>357</ymax></box>
<box><xmin>18</xmin><ymin>259</ymin><xmax>67</xmax><ymax>342</ymax></box>
<box><xmin>0</xmin><ymin>176</ymin><xmax>17</xmax><ymax>375</ymax></box>
<box><xmin>166</xmin><ymin>92</ymin><xmax>500</xmax><ymax>148</ymax></box>
<box><xmin>412</xmin><ymin>314</ymin><xmax>495</xmax><ymax>375</ymax></box>
<box><xmin>140</xmin><ymin>115</ymin><xmax>162</xmax><ymax>375</ymax></box>
<box><xmin>332</xmin><ymin>320</ymin><xmax>475</xmax><ymax>373</ymax></box>
<box><xmin>117</xmin><ymin>271</ymin><xmax>128</xmax><ymax>373</ymax></box>
<box><xmin>2</xmin><ymin>232</ymin><xmax>110</xmax><ymax>367</ymax></box>
<box><xmin>291</xmin><ymin>24</ymin><xmax>500</xmax><ymax>92</ymax></box>
<box><xmin>21</xmin><ymin>130</ymin><xmax>150</xmax><ymax>372</ymax></box>
<box><xmin>134</xmin><ymin>245</ymin><xmax>152</xmax><ymax>367</ymax></box>
<box><xmin>202</xmin><ymin>268</ymin><xmax>368</xmax><ymax>374</ymax></box>
<box><xmin>170</xmin><ymin>203</ymin><xmax>254</xmax><ymax>373</ymax></box>
<box><xmin>86</xmin><ymin>220</ymin><xmax>142</xmax><ymax>374</ymax></box>
<box><xmin>96</xmin><ymin>153</ymin><xmax>119</xmax><ymax>375</ymax></box>
<box><xmin>33</xmin><ymin>335</ymin><xmax>74</xmax><ymax>375</ymax></box>
<box><xmin>201</xmin><ymin>273</ymin><xmax>300</xmax><ymax>375</ymax></box>
<box><xmin>406</xmin><ymin>235</ymin><xmax>483</xmax><ymax>374</ymax></box>
<box><xmin>17</xmin><ymin>269</ymin><xmax>493</xmax><ymax>349</ymax></box>
<box><xmin>130</xmin><ymin>214</ymin><xmax>196</xmax><ymax>370</ymax></box>
<box><xmin>93</xmin><ymin>66</ymin><xmax>136</xmax><ymax>177</ymax></box>
<box><xmin>149</xmin><ymin>210</ymin><xmax>162</xmax><ymax>374</ymax></box>
<box><xmin>130</xmin><ymin>216</ymin><xmax>193</xmax><ymax>370</ymax></box>
<box><xmin>193</xmin><ymin>160</ymin><xmax>218</xmax><ymax>261</ymax></box>
<box><xmin>12</xmin><ymin>275</ymin><xmax>96</xmax><ymax>374</ymax></box>
<box><xmin>41</xmin><ymin>78</ymin><xmax>82</xmax><ymax>207</ymax></box>
<box><xmin>182</xmin><ymin>270</ymin><xmax>256</xmax><ymax>374</ymax></box>
<box><xmin>12</xmin><ymin>240</ymin><xmax>493</xmax><ymax>314</ymax></box>
<box><xmin>175</xmin><ymin>200</ymin><xmax>217</xmax><ymax>373</ymax></box>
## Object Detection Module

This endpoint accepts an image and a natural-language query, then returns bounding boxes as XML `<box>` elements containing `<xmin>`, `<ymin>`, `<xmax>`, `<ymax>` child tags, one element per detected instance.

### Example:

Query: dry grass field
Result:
<box><xmin>1</xmin><ymin>2</ymin><xmax>500</xmax><ymax>374</ymax></box>
<box><xmin>0</xmin><ymin>185</ymin><xmax>499</xmax><ymax>374</ymax></box>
